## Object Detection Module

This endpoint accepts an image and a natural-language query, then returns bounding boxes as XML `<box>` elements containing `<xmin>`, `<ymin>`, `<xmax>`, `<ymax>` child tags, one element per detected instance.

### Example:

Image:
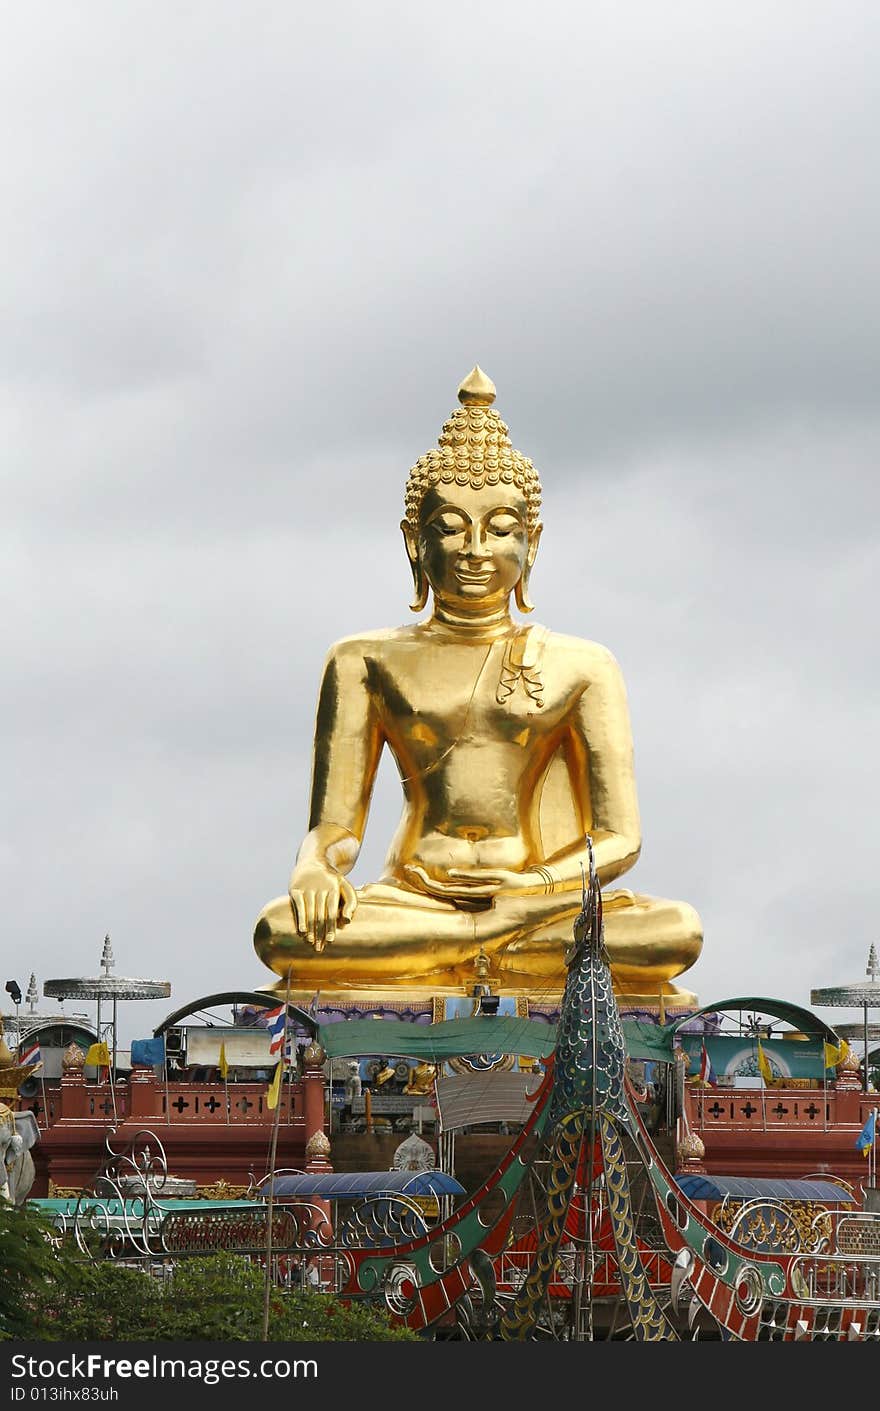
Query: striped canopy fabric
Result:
<box><xmin>434</xmin><ymin>1071</ymin><xmax>543</xmax><ymax>1131</ymax></box>
<box><xmin>267</xmin><ymin>1170</ymin><xmax>465</xmax><ymax>1199</ymax></box>
<box><xmin>676</xmin><ymin>1175</ymin><xmax>856</xmax><ymax>1204</ymax></box>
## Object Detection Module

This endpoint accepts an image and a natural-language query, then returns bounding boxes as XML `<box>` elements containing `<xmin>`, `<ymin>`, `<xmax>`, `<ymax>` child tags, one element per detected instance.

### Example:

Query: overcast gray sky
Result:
<box><xmin>3</xmin><ymin>2</ymin><xmax>879</xmax><ymax>1044</ymax></box>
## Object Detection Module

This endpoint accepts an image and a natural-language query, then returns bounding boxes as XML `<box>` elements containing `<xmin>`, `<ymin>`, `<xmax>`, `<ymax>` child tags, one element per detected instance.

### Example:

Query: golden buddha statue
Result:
<box><xmin>404</xmin><ymin>1061</ymin><xmax>437</xmax><ymax>1096</ymax></box>
<box><xmin>254</xmin><ymin>368</ymin><xmax>702</xmax><ymax>1006</ymax></box>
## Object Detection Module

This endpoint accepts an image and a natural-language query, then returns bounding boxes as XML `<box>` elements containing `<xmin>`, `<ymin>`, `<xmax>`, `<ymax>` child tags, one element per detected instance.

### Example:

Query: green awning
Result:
<box><xmin>667</xmin><ymin>996</ymin><xmax>840</xmax><ymax>1043</ymax></box>
<box><xmin>318</xmin><ymin>1016</ymin><xmax>677</xmax><ymax>1063</ymax></box>
<box><xmin>622</xmin><ymin>1020</ymin><xmax>676</xmax><ymax>1062</ymax></box>
<box><xmin>318</xmin><ymin>1016</ymin><xmax>557</xmax><ymax>1061</ymax></box>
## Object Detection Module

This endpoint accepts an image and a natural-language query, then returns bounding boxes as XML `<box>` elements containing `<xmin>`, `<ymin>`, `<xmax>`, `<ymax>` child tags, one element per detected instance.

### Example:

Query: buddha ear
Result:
<box><xmin>401</xmin><ymin>520</ymin><xmax>429</xmax><ymax>613</ymax></box>
<box><xmin>514</xmin><ymin>523</ymin><xmax>542</xmax><ymax>614</ymax></box>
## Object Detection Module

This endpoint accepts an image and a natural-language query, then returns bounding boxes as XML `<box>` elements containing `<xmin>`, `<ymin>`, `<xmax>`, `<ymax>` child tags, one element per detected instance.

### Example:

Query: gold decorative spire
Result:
<box><xmin>62</xmin><ymin>1041</ymin><xmax>86</xmax><ymax>1073</ymax></box>
<box><xmin>305</xmin><ymin>1129</ymin><xmax>331</xmax><ymax>1159</ymax></box>
<box><xmin>676</xmin><ymin>1129</ymin><xmax>706</xmax><ymax>1167</ymax></box>
<box><xmin>457</xmin><ymin>365</ymin><xmax>497</xmax><ymax>407</ymax></box>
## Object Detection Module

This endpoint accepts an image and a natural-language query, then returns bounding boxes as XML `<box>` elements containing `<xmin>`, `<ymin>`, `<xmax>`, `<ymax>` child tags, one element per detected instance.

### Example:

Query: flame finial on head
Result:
<box><xmin>457</xmin><ymin>365</ymin><xmax>497</xmax><ymax>406</ymax></box>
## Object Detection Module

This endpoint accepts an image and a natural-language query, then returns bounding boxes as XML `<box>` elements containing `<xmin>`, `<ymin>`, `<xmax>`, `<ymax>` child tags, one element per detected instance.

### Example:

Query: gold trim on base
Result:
<box><xmin>258</xmin><ymin>976</ymin><xmax>696</xmax><ymax>1010</ymax></box>
<box><xmin>615</xmin><ymin>987</ymin><xmax>698</xmax><ymax>1010</ymax></box>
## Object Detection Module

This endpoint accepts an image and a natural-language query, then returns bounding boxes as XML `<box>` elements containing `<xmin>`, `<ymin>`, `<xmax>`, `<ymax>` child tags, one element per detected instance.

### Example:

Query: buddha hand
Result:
<box><xmin>288</xmin><ymin>861</ymin><xmax>358</xmax><ymax>951</ymax></box>
<box><xmin>403</xmin><ymin>864</ymin><xmax>550</xmax><ymax>900</ymax></box>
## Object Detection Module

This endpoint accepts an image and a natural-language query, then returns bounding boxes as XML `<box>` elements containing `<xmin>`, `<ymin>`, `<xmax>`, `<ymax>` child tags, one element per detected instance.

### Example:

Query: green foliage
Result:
<box><xmin>37</xmin><ymin>1262</ymin><xmax>166</xmax><ymax>1341</ymax></box>
<box><xmin>27</xmin><ymin>1249</ymin><xmax>416</xmax><ymax>1342</ymax></box>
<box><xmin>0</xmin><ymin>1205</ymin><xmax>73</xmax><ymax>1340</ymax></box>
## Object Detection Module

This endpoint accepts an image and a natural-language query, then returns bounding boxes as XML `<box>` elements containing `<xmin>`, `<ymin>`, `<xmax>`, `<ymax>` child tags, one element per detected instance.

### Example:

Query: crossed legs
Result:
<box><xmin>254</xmin><ymin>881</ymin><xmax>702</xmax><ymax>996</ymax></box>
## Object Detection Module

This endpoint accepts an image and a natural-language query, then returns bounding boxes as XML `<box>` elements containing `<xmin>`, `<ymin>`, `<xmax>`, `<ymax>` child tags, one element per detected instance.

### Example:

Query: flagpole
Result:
<box><xmin>262</xmin><ymin>974</ymin><xmax>291</xmax><ymax>1342</ymax></box>
<box><xmin>87</xmin><ymin>1040</ymin><xmax>118</xmax><ymax>1124</ymax></box>
<box><xmin>163</xmin><ymin>1053</ymin><xmax>172</xmax><ymax>1126</ymax></box>
<box><xmin>39</xmin><ymin>1069</ymin><xmax>49</xmax><ymax>1131</ymax></box>
<box><xmin>220</xmin><ymin>1042</ymin><xmax>229</xmax><ymax>1126</ymax></box>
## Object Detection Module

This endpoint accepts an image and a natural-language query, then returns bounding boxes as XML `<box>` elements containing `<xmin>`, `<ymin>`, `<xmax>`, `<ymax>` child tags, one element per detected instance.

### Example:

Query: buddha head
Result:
<box><xmin>401</xmin><ymin>367</ymin><xmax>543</xmax><ymax>615</ymax></box>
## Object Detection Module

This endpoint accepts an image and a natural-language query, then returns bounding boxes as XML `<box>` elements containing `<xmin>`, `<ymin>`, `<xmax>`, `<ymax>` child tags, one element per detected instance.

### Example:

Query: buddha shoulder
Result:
<box><xmin>318</xmin><ymin>627</ymin><xmax>421</xmax><ymax>675</ymax></box>
<box><xmin>533</xmin><ymin>629</ymin><xmax>628</xmax><ymax>689</ymax></box>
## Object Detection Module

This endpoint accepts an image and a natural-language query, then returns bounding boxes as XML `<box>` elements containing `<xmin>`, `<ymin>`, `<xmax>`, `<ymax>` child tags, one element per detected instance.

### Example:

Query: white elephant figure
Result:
<box><xmin>344</xmin><ymin>1061</ymin><xmax>362</xmax><ymax>1103</ymax></box>
<box><xmin>0</xmin><ymin>1106</ymin><xmax>39</xmax><ymax>1206</ymax></box>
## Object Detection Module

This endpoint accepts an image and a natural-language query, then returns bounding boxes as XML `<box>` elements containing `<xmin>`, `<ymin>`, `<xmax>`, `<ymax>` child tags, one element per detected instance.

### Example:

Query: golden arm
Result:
<box><xmin>543</xmin><ymin>647</ymin><xmax>642</xmax><ymax>889</ymax></box>
<box><xmin>288</xmin><ymin>640</ymin><xmax>385</xmax><ymax>947</ymax></box>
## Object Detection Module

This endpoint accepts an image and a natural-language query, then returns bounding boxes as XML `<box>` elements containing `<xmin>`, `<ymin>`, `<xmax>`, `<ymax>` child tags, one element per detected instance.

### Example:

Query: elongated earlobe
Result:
<box><xmin>514</xmin><ymin>569</ymin><xmax>535</xmax><ymax>614</ymax></box>
<box><xmin>401</xmin><ymin>520</ymin><xmax>429</xmax><ymax>613</ymax></box>
<box><xmin>515</xmin><ymin>525</ymin><xmax>542</xmax><ymax>613</ymax></box>
<box><xmin>409</xmin><ymin>562</ymin><xmax>429</xmax><ymax>612</ymax></box>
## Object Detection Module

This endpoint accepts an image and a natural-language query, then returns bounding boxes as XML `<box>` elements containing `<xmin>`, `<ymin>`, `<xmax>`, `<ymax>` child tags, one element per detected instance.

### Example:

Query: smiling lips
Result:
<box><xmin>456</xmin><ymin>566</ymin><xmax>493</xmax><ymax>582</ymax></box>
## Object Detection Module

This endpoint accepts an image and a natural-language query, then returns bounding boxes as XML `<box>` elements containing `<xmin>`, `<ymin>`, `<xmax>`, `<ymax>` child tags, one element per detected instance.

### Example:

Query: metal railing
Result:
<box><xmin>495</xmin><ymin>1246</ymin><xmax>669</xmax><ymax>1294</ymax></box>
<box><xmin>788</xmin><ymin>1253</ymin><xmax>880</xmax><ymax>1306</ymax></box>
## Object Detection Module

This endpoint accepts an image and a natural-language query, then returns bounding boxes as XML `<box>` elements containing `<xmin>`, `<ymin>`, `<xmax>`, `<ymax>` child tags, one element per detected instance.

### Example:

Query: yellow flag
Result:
<box><xmin>218</xmin><ymin>1042</ymin><xmax>229</xmax><ymax>1080</ymax></box>
<box><xmin>756</xmin><ymin>1039</ymin><xmax>774</xmax><ymax>1087</ymax></box>
<box><xmin>85</xmin><ymin>1041</ymin><xmax>111</xmax><ymax>1068</ymax></box>
<box><xmin>824</xmin><ymin>1038</ymin><xmax>849</xmax><ymax>1070</ymax></box>
<box><xmin>266</xmin><ymin>1060</ymin><xmax>283</xmax><ymax>1110</ymax></box>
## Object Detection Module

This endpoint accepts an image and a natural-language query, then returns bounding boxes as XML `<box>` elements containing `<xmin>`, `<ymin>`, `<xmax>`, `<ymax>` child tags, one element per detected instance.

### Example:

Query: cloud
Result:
<box><xmin>3</xmin><ymin>2</ymin><xmax>879</xmax><ymax>1040</ymax></box>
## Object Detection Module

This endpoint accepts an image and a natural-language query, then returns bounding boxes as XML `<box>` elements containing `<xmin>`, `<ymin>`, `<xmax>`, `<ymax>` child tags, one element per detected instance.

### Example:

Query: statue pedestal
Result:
<box><xmin>128</xmin><ymin>1065</ymin><xmax>160</xmax><ymax>1119</ymax></box>
<box><xmin>263</xmin><ymin>980</ymin><xmax>696</xmax><ymax>1015</ymax></box>
<box><xmin>262</xmin><ymin>984</ymin><xmax>696</xmax><ymax>1031</ymax></box>
<box><xmin>59</xmin><ymin>1070</ymin><xmax>88</xmax><ymax>1120</ymax></box>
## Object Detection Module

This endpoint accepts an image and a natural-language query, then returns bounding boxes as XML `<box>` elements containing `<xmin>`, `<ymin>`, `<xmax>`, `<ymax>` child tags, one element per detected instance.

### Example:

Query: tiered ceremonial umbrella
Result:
<box><xmin>44</xmin><ymin>935</ymin><xmax>170</xmax><ymax>1071</ymax></box>
<box><xmin>811</xmin><ymin>944</ymin><xmax>880</xmax><ymax>1093</ymax></box>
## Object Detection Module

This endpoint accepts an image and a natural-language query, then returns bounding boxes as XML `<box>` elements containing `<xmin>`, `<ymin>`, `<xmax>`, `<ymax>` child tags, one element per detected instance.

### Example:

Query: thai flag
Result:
<box><xmin>264</xmin><ymin>1005</ymin><xmax>286</xmax><ymax>1057</ymax></box>
<box><xmin>699</xmin><ymin>1039</ymin><xmax>718</xmax><ymax>1087</ymax></box>
<box><xmin>19</xmin><ymin>1038</ymin><xmax>41</xmax><ymax>1067</ymax></box>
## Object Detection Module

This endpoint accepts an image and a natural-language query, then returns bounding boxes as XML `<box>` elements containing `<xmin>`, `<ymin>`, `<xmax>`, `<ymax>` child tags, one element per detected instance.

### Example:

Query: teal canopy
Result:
<box><xmin>622</xmin><ymin>1020</ymin><xmax>677</xmax><ymax>1062</ymax></box>
<box><xmin>317</xmin><ymin>1015</ymin><xmax>677</xmax><ymax>1063</ymax></box>
<box><xmin>29</xmin><ymin>1198</ymin><xmax>265</xmax><ymax>1218</ymax></box>
<box><xmin>318</xmin><ymin>1016</ymin><xmax>557</xmax><ymax>1061</ymax></box>
<box><xmin>667</xmin><ymin>997</ymin><xmax>840</xmax><ymax>1044</ymax></box>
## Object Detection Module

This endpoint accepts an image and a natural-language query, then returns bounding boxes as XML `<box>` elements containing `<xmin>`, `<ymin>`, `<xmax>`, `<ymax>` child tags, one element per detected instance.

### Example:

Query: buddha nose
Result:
<box><xmin>466</xmin><ymin>522</ymin><xmax>489</xmax><ymax>558</ymax></box>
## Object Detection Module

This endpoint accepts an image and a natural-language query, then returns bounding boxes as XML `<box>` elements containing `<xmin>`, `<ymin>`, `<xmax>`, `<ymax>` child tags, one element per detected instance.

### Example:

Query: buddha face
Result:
<box><xmin>403</xmin><ymin>481</ymin><xmax>541</xmax><ymax>616</ymax></box>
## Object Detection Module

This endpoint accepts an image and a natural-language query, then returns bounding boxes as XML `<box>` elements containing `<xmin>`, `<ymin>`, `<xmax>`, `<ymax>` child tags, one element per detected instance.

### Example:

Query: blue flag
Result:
<box><xmin>131</xmin><ymin>1037</ymin><xmax>166</xmax><ymax>1067</ymax></box>
<box><xmin>855</xmin><ymin>1109</ymin><xmax>876</xmax><ymax>1158</ymax></box>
